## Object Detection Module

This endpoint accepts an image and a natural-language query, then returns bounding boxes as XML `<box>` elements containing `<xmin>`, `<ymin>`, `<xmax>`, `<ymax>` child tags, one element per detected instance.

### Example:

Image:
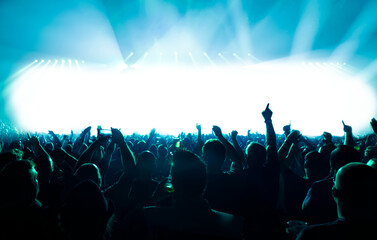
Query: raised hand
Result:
<box><xmin>286</xmin><ymin>130</ymin><xmax>302</xmax><ymax>144</ymax></box>
<box><xmin>83</xmin><ymin>126</ymin><xmax>91</xmax><ymax>134</ymax></box>
<box><xmin>322</xmin><ymin>132</ymin><xmax>333</xmax><ymax>143</ymax></box>
<box><xmin>262</xmin><ymin>103</ymin><xmax>273</xmax><ymax>121</ymax></box>
<box><xmin>196</xmin><ymin>123</ymin><xmax>201</xmax><ymax>132</ymax></box>
<box><xmin>371</xmin><ymin>118</ymin><xmax>377</xmax><ymax>134</ymax></box>
<box><xmin>231</xmin><ymin>130</ymin><xmax>238</xmax><ymax>139</ymax></box>
<box><xmin>342</xmin><ymin>120</ymin><xmax>352</xmax><ymax>133</ymax></box>
<box><xmin>283</xmin><ymin>124</ymin><xmax>291</xmax><ymax>133</ymax></box>
<box><xmin>111</xmin><ymin>128</ymin><xmax>124</xmax><ymax>143</ymax></box>
<box><xmin>27</xmin><ymin>133</ymin><xmax>40</xmax><ymax>146</ymax></box>
<box><xmin>212</xmin><ymin>125</ymin><xmax>223</xmax><ymax>138</ymax></box>
<box><xmin>149</xmin><ymin>128</ymin><xmax>156</xmax><ymax>137</ymax></box>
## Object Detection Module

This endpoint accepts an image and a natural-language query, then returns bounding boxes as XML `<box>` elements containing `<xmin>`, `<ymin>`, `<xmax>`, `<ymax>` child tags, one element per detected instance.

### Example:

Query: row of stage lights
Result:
<box><xmin>302</xmin><ymin>61</ymin><xmax>347</xmax><ymax>65</ymax></box>
<box><xmin>34</xmin><ymin>59</ymin><xmax>85</xmax><ymax>64</ymax></box>
<box><xmin>126</xmin><ymin>52</ymin><xmax>256</xmax><ymax>57</ymax></box>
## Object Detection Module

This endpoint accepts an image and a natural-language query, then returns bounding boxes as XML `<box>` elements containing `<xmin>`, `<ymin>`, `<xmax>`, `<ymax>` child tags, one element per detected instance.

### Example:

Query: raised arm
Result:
<box><xmin>262</xmin><ymin>104</ymin><xmax>277</xmax><ymax>153</ymax></box>
<box><xmin>144</xmin><ymin>128</ymin><xmax>156</xmax><ymax>151</ymax></box>
<box><xmin>195</xmin><ymin>123</ymin><xmax>204</xmax><ymax>155</ymax></box>
<box><xmin>231</xmin><ymin>130</ymin><xmax>247</xmax><ymax>168</ymax></box>
<box><xmin>371</xmin><ymin>118</ymin><xmax>377</xmax><ymax>135</ymax></box>
<box><xmin>111</xmin><ymin>128</ymin><xmax>136</xmax><ymax>178</ymax></box>
<box><xmin>97</xmin><ymin>140</ymin><xmax>116</xmax><ymax>183</ymax></box>
<box><xmin>48</xmin><ymin>130</ymin><xmax>62</xmax><ymax>148</ymax></box>
<box><xmin>213</xmin><ymin>125</ymin><xmax>243</xmax><ymax>172</ymax></box>
<box><xmin>72</xmin><ymin>126</ymin><xmax>91</xmax><ymax>156</ymax></box>
<box><xmin>260</xmin><ymin>104</ymin><xmax>280</xmax><ymax>208</ymax></box>
<box><xmin>342</xmin><ymin>120</ymin><xmax>354</xmax><ymax>147</ymax></box>
<box><xmin>75</xmin><ymin>136</ymin><xmax>110</xmax><ymax>170</ymax></box>
<box><xmin>28</xmin><ymin>134</ymin><xmax>51</xmax><ymax>162</ymax></box>
<box><xmin>278</xmin><ymin>130</ymin><xmax>302</xmax><ymax>172</ymax></box>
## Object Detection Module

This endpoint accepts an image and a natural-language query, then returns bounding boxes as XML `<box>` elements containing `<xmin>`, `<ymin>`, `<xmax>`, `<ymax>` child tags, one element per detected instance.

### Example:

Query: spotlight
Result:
<box><xmin>188</xmin><ymin>52</ymin><xmax>192</xmax><ymax>56</ymax></box>
<box><xmin>48</xmin><ymin>60</ymin><xmax>51</xmax><ymax>63</ymax></box>
<box><xmin>75</xmin><ymin>60</ymin><xmax>78</xmax><ymax>64</ymax></box>
<box><xmin>62</xmin><ymin>60</ymin><xmax>65</xmax><ymax>63</ymax></box>
<box><xmin>343</xmin><ymin>62</ymin><xmax>347</xmax><ymax>65</ymax></box>
<box><xmin>160</xmin><ymin>52</ymin><xmax>163</xmax><ymax>56</ymax></box>
<box><xmin>81</xmin><ymin>60</ymin><xmax>85</xmax><ymax>64</ymax></box>
<box><xmin>68</xmin><ymin>59</ymin><xmax>72</xmax><ymax>63</ymax></box>
<box><xmin>145</xmin><ymin>52</ymin><xmax>149</xmax><ymax>56</ymax></box>
<box><xmin>174</xmin><ymin>51</ymin><xmax>178</xmax><ymax>56</ymax></box>
<box><xmin>233</xmin><ymin>53</ymin><xmax>237</xmax><ymax>56</ymax></box>
<box><xmin>218</xmin><ymin>53</ymin><xmax>222</xmax><ymax>56</ymax></box>
<box><xmin>247</xmin><ymin>53</ymin><xmax>251</xmax><ymax>56</ymax></box>
<box><xmin>203</xmin><ymin>52</ymin><xmax>207</xmax><ymax>56</ymax></box>
<box><xmin>41</xmin><ymin>59</ymin><xmax>45</xmax><ymax>62</ymax></box>
<box><xmin>34</xmin><ymin>60</ymin><xmax>38</xmax><ymax>62</ymax></box>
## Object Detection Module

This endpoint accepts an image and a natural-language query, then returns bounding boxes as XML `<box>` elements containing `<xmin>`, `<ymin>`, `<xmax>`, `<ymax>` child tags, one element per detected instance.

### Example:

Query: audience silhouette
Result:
<box><xmin>0</xmin><ymin>109</ymin><xmax>376</xmax><ymax>240</ymax></box>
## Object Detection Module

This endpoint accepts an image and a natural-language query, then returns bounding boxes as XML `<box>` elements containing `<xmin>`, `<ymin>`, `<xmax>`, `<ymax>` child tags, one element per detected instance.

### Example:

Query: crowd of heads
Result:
<box><xmin>1</xmin><ymin>113</ymin><xmax>377</xmax><ymax>240</ymax></box>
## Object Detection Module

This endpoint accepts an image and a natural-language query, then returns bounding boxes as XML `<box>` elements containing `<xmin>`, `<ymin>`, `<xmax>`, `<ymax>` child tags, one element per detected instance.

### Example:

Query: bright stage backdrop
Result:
<box><xmin>0</xmin><ymin>0</ymin><xmax>376</xmax><ymax>136</ymax></box>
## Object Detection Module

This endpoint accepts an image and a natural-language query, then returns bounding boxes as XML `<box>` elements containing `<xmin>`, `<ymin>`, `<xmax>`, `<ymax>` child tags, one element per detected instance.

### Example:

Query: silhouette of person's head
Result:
<box><xmin>0</xmin><ymin>160</ymin><xmax>39</xmax><ymax>207</ymax></box>
<box><xmin>181</xmin><ymin>137</ymin><xmax>192</xmax><ymax>150</ymax></box>
<box><xmin>171</xmin><ymin>149</ymin><xmax>206</xmax><ymax>200</ymax></box>
<box><xmin>246</xmin><ymin>142</ymin><xmax>266</xmax><ymax>168</ymax></box>
<box><xmin>304</xmin><ymin>151</ymin><xmax>330</xmax><ymax>180</ymax></box>
<box><xmin>136</xmin><ymin>150</ymin><xmax>156</xmax><ymax>180</ymax></box>
<box><xmin>202</xmin><ymin>140</ymin><xmax>225</xmax><ymax>173</ymax></box>
<box><xmin>44</xmin><ymin>142</ymin><xmax>54</xmax><ymax>152</ymax></box>
<box><xmin>0</xmin><ymin>149</ymin><xmax>23</xmax><ymax>171</ymax></box>
<box><xmin>332</xmin><ymin>163</ymin><xmax>377</xmax><ymax>220</ymax></box>
<box><xmin>330</xmin><ymin>145</ymin><xmax>361</xmax><ymax>174</ymax></box>
<box><xmin>60</xmin><ymin>180</ymin><xmax>109</xmax><ymax>240</ymax></box>
<box><xmin>74</xmin><ymin>163</ymin><xmax>102</xmax><ymax>187</ymax></box>
<box><xmin>157</xmin><ymin>145</ymin><xmax>168</xmax><ymax>158</ymax></box>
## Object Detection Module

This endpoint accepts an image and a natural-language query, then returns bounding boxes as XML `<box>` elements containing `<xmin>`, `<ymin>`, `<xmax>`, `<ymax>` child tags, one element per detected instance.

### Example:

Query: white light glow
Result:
<box><xmin>6</xmin><ymin>60</ymin><xmax>376</xmax><ymax>136</ymax></box>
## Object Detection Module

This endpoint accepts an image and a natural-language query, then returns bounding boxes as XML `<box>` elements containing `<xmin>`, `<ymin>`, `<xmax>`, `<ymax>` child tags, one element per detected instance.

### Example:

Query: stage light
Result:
<box><xmin>174</xmin><ymin>51</ymin><xmax>178</xmax><ymax>56</ymax></box>
<box><xmin>130</xmin><ymin>52</ymin><xmax>134</xmax><ymax>55</ymax></box>
<box><xmin>203</xmin><ymin>52</ymin><xmax>207</xmax><ymax>56</ymax></box>
<box><xmin>145</xmin><ymin>52</ymin><xmax>149</xmax><ymax>56</ymax></box>
<box><xmin>75</xmin><ymin>60</ymin><xmax>78</xmax><ymax>64</ymax></box>
<box><xmin>34</xmin><ymin>60</ymin><xmax>38</xmax><ymax>62</ymax></box>
<box><xmin>41</xmin><ymin>59</ymin><xmax>45</xmax><ymax>62</ymax></box>
<box><xmin>247</xmin><ymin>53</ymin><xmax>251</xmax><ymax>57</ymax></box>
<box><xmin>343</xmin><ymin>62</ymin><xmax>347</xmax><ymax>65</ymax></box>
<box><xmin>62</xmin><ymin>60</ymin><xmax>65</xmax><ymax>63</ymax></box>
<box><xmin>48</xmin><ymin>60</ymin><xmax>51</xmax><ymax>63</ymax></box>
<box><xmin>68</xmin><ymin>59</ymin><xmax>72</xmax><ymax>63</ymax></box>
<box><xmin>188</xmin><ymin>52</ymin><xmax>192</xmax><ymax>56</ymax></box>
<box><xmin>7</xmin><ymin>59</ymin><xmax>376</xmax><ymax>136</ymax></box>
<box><xmin>81</xmin><ymin>60</ymin><xmax>85</xmax><ymax>64</ymax></box>
<box><xmin>233</xmin><ymin>53</ymin><xmax>237</xmax><ymax>56</ymax></box>
<box><xmin>218</xmin><ymin>53</ymin><xmax>222</xmax><ymax>56</ymax></box>
<box><xmin>160</xmin><ymin>52</ymin><xmax>163</xmax><ymax>56</ymax></box>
